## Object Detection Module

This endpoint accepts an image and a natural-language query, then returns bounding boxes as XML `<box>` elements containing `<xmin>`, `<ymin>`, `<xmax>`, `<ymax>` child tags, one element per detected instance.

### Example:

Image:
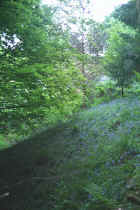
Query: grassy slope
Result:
<box><xmin>0</xmin><ymin>96</ymin><xmax>140</xmax><ymax>209</ymax></box>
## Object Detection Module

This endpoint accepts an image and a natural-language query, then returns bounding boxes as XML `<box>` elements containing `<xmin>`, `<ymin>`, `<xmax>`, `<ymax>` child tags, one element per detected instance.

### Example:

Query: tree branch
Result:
<box><xmin>0</xmin><ymin>104</ymin><xmax>48</xmax><ymax>110</ymax></box>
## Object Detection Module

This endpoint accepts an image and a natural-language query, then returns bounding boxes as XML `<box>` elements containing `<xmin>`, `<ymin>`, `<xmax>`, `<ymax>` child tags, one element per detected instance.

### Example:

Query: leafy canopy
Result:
<box><xmin>103</xmin><ymin>20</ymin><xmax>136</xmax><ymax>91</ymax></box>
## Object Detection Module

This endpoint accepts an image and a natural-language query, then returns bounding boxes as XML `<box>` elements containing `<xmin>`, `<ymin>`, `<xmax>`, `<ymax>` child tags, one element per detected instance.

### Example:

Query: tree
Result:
<box><xmin>60</xmin><ymin>0</ymin><xmax>92</xmax><ymax>74</ymax></box>
<box><xmin>136</xmin><ymin>0</ymin><xmax>140</xmax><ymax>25</ymax></box>
<box><xmin>0</xmin><ymin>0</ymin><xmax>84</xmax><ymax>137</ymax></box>
<box><xmin>103</xmin><ymin>21</ymin><xmax>136</xmax><ymax>96</ymax></box>
<box><xmin>87</xmin><ymin>21</ymin><xmax>107</xmax><ymax>58</ymax></box>
<box><xmin>112</xmin><ymin>0</ymin><xmax>140</xmax><ymax>28</ymax></box>
<box><xmin>53</xmin><ymin>0</ymin><xmax>108</xmax><ymax>100</ymax></box>
<box><xmin>112</xmin><ymin>0</ymin><xmax>137</xmax><ymax>28</ymax></box>
<box><xmin>111</xmin><ymin>0</ymin><xmax>140</xmax><ymax>84</ymax></box>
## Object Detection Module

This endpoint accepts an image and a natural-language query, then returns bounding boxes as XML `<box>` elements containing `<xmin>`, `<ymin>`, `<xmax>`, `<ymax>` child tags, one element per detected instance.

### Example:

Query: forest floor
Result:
<box><xmin>1</xmin><ymin>96</ymin><xmax>140</xmax><ymax>209</ymax></box>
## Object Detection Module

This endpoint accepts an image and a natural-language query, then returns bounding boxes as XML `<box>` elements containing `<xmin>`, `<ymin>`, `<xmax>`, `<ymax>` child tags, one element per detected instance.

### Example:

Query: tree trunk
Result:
<box><xmin>136</xmin><ymin>0</ymin><xmax>140</xmax><ymax>26</ymax></box>
<box><xmin>81</xmin><ymin>33</ymin><xmax>85</xmax><ymax>74</ymax></box>
<box><xmin>121</xmin><ymin>87</ymin><xmax>124</xmax><ymax>97</ymax></box>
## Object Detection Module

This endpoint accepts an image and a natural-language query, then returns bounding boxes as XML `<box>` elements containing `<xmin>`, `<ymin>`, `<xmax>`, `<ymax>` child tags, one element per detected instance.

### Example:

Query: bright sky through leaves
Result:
<box><xmin>92</xmin><ymin>0</ymin><xmax>129</xmax><ymax>22</ymax></box>
<box><xmin>42</xmin><ymin>0</ymin><xmax>129</xmax><ymax>22</ymax></box>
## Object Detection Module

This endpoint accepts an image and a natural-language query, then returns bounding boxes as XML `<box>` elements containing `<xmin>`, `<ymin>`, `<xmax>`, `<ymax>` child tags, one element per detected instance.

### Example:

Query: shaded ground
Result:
<box><xmin>0</xmin><ymin>124</ymin><xmax>79</xmax><ymax>210</ymax></box>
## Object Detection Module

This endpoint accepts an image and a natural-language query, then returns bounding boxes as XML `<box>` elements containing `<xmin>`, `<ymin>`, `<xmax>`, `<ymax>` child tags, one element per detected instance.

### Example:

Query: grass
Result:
<box><xmin>0</xmin><ymin>139</ymin><xmax>10</xmax><ymax>150</ymax></box>
<box><xmin>0</xmin><ymin>96</ymin><xmax>140</xmax><ymax>209</ymax></box>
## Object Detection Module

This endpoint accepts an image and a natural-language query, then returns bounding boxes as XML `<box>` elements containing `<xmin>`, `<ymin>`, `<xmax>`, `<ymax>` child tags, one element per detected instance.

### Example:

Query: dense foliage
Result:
<box><xmin>1</xmin><ymin>0</ymin><xmax>140</xmax><ymax>210</ymax></box>
<box><xmin>0</xmin><ymin>0</ymin><xmax>86</xmax><ymax>139</ymax></box>
<box><xmin>0</xmin><ymin>0</ymin><xmax>110</xmax><ymax>141</ymax></box>
<box><xmin>112</xmin><ymin>0</ymin><xmax>137</xmax><ymax>28</ymax></box>
<box><xmin>103</xmin><ymin>20</ymin><xmax>136</xmax><ymax>95</ymax></box>
<box><xmin>103</xmin><ymin>0</ymin><xmax>140</xmax><ymax>95</ymax></box>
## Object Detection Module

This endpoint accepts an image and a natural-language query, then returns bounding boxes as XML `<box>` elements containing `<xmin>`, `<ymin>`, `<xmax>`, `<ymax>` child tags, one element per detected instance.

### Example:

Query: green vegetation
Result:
<box><xmin>1</xmin><ymin>0</ymin><xmax>140</xmax><ymax>209</ymax></box>
<box><xmin>1</xmin><ymin>97</ymin><xmax>140</xmax><ymax>209</ymax></box>
<box><xmin>103</xmin><ymin>20</ymin><xmax>136</xmax><ymax>96</ymax></box>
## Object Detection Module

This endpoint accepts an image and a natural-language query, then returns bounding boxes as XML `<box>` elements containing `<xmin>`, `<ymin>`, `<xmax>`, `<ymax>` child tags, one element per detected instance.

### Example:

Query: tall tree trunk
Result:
<box><xmin>81</xmin><ymin>33</ymin><xmax>85</xmax><ymax>74</ymax></box>
<box><xmin>79</xmin><ymin>0</ymin><xmax>86</xmax><ymax>75</ymax></box>
<box><xmin>121</xmin><ymin>87</ymin><xmax>124</xmax><ymax>97</ymax></box>
<box><xmin>136</xmin><ymin>0</ymin><xmax>140</xmax><ymax>26</ymax></box>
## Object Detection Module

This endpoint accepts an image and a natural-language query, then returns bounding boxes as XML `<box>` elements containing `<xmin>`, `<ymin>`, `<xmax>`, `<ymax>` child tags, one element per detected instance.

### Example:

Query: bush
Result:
<box><xmin>89</xmin><ymin>80</ymin><xmax>121</xmax><ymax>106</ymax></box>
